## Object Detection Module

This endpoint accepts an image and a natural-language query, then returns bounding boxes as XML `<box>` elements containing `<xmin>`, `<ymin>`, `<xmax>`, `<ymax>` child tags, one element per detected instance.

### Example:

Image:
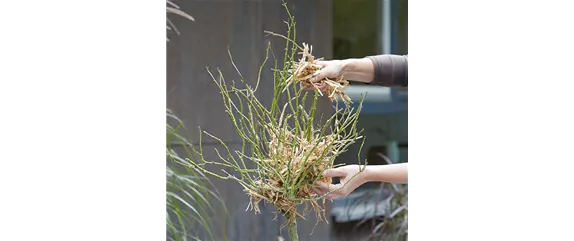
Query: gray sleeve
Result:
<box><xmin>366</xmin><ymin>54</ymin><xmax>408</xmax><ymax>87</ymax></box>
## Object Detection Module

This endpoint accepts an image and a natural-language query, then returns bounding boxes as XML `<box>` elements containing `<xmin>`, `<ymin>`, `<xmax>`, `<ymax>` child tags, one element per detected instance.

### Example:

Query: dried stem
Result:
<box><xmin>166</xmin><ymin>0</ymin><xmax>194</xmax><ymax>41</ymax></box>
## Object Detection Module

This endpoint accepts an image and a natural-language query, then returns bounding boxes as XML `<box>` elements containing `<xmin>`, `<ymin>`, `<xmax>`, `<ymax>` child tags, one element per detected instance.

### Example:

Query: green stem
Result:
<box><xmin>286</xmin><ymin>212</ymin><xmax>299</xmax><ymax>241</ymax></box>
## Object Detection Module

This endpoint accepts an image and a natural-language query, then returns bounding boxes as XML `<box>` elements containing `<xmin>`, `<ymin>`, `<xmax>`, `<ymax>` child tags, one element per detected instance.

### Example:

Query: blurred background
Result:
<box><xmin>167</xmin><ymin>0</ymin><xmax>407</xmax><ymax>240</ymax></box>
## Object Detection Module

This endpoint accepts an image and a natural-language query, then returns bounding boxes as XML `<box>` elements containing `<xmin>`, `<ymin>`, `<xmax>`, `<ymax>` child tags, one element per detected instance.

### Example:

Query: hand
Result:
<box><xmin>312</xmin><ymin>165</ymin><xmax>368</xmax><ymax>200</ymax></box>
<box><xmin>308</xmin><ymin>60</ymin><xmax>345</xmax><ymax>93</ymax></box>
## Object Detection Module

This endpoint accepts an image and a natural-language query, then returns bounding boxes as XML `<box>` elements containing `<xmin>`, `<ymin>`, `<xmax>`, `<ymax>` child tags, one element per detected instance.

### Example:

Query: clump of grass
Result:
<box><xmin>187</xmin><ymin>3</ymin><xmax>366</xmax><ymax>240</ymax></box>
<box><xmin>289</xmin><ymin>43</ymin><xmax>352</xmax><ymax>104</ymax></box>
<box><xmin>264</xmin><ymin>33</ymin><xmax>352</xmax><ymax>104</ymax></box>
<box><xmin>167</xmin><ymin>110</ymin><xmax>228</xmax><ymax>241</ymax></box>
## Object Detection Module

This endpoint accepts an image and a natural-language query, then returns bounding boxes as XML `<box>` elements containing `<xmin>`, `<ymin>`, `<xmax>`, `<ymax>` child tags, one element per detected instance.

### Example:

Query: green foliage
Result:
<box><xmin>166</xmin><ymin>110</ymin><xmax>228</xmax><ymax>241</ymax></box>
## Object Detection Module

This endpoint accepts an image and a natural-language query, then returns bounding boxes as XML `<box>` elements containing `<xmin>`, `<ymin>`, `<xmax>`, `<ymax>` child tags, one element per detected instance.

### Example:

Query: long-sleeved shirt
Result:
<box><xmin>366</xmin><ymin>54</ymin><xmax>408</xmax><ymax>87</ymax></box>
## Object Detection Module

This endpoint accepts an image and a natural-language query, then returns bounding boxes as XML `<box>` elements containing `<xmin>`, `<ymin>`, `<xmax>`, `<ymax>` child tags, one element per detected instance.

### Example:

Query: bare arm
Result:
<box><xmin>311</xmin><ymin>54</ymin><xmax>408</xmax><ymax>88</ymax></box>
<box><xmin>339</xmin><ymin>58</ymin><xmax>376</xmax><ymax>83</ymax></box>
<box><xmin>364</xmin><ymin>163</ymin><xmax>408</xmax><ymax>184</ymax></box>
<box><xmin>312</xmin><ymin>163</ymin><xmax>408</xmax><ymax>199</ymax></box>
<box><xmin>339</xmin><ymin>55</ymin><xmax>408</xmax><ymax>86</ymax></box>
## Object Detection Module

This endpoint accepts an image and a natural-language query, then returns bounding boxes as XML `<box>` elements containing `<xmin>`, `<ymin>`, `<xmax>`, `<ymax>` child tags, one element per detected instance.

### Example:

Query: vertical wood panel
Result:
<box><xmin>167</xmin><ymin>0</ymin><xmax>240</xmax><ymax>143</ymax></box>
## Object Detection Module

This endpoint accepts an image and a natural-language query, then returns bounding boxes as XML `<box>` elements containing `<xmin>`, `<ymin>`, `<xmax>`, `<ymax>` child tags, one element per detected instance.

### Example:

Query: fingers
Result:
<box><xmin>315</xmin><ymin>180</ymin><xmax>332</xmax><ymax>190</ymax></box>
<box><xmin>301</xmin><ymin>83</ymin><xmax>314</xmax><ymax>90</ymax></box>
<box><xmin>311</xmin><ymin>165</ymin><xmax>359</xmax><ymax>200</ymax></box>
<box><xmin>311</xmin><ymin>182</ymin><xmax>329</xmax><ymax>198</ymax></box>
<box><xmin>309</xmin><ymin>71</ymin><xmax>324</xmax><ymax>83</ymax></box>
<box><xmin>302</xmin><ymin>82</ymin><xmax>328</xmax><ymax>95</ymax></box>
<box><xmin>311</xmin><ymin>186</ymin><xmax>326</xmax><ymax>197</ymax></box>
<box><xmin>314</xmin><ymin>83</ymin><xmax>327</xmax><ymax>92</ymax></box>
<box><xmin>325</xmin><ymin>192</ymin><xmax>343</xmax><ymax>200</ymax></box>
<box><xmin>309</xmin><ymin>60</ymin><xmax>340</xmax><ymax>82</ymax></box>
<box><xmin>322</xmin><ymin>168</ymin><xmax>346</xmax><ymax>178</ymax></box>
<box><xmin>313</xmin><ymin>181</ymin><xmax>346</xmax><ymax>200</ymax></box>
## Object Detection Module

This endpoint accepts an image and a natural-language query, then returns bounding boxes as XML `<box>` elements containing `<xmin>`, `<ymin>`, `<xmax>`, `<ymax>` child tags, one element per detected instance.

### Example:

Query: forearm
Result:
<box><xmin>340</xmin><ymin>55</ymin><xmax>408</xmax><ymax>87</ymax></box>
<box><xmin>340</xmin><ymin>58</ymin><xmax>376</xmax><ymax>83</ymax></box>
<box><xmin>364</xmin><ymin>163</ymin><xmax>408</xmax><ymax>184</ymax></box>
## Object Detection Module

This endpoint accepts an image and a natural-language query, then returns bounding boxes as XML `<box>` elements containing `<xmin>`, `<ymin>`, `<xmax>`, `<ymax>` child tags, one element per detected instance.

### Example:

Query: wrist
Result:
<box><xmin>340</xmin><ymin>58</ymin><xmax>357</xmax><ymax>72</ymax></box>
<box><xmin>340</xmin><ymin>58</ymin><xmax>374</xmax><ymax>83</ymax></box>
<box><xmin>362</xmin><ymin>165</ymin><xmax>378</xmax><ymax>183</ymax></box>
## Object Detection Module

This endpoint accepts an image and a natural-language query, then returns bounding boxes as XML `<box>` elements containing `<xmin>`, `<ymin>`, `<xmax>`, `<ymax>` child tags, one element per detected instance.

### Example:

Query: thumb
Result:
<box><xmin>322</xmin><ymin>168</ymin><xmax>346</xmax><ymax>178</ymax></box>
<box><xmin>314</xmin><ymin>60</ymin><xmax>328</xmax><ymax>68</ymax></box>
<box><xmin>310</xmin><ymin>70</ymin><xmax>325</xmax><ymax>83</ymax></box>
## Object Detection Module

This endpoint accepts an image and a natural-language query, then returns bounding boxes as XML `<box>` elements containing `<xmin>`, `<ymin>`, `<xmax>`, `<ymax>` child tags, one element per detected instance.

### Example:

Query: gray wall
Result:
<box><xmin>167</xmin><ymin>0</ymin><xmax>336</xmax><ymax>240</ymax></box>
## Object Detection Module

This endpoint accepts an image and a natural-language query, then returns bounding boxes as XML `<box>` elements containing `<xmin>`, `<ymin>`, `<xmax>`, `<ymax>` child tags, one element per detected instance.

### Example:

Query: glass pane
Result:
<box><xmin>394</xmin><ymin>0</ymin><xmax>408</xmax><ymax>55</ymax></box>
<box><xmin>333</xmin><ymin>0</ymin><xmax>408</xmax><ymax>57</ymax></box>
<box><xmin>333</xmin><ymin>0</ymin><xmax>380</xmax><ymax>60</ymax></box>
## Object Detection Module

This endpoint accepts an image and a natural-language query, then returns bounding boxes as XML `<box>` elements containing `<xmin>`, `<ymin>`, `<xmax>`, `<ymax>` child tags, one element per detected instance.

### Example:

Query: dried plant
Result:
<box><xmin>262</xmin><ymin>34</ymin><xmax>352</xmax><ymax>104</ymax></box>
<box><xmin>288</xmin><ymin>43</ymin><xmax>351</xmax><ymax>104</ymax></box>
<box><xmin>167</xmin><ymin>110</ymin><xmax>228</xmax><ymax>241</ymax></box>
<box><xmin>184</xmin><ymin>3</ymin><xmax>366</xmax><ymax>241</ymax></box>
<box><xmin>166</xmin><ymin>0</ymin><xmax>194</xmax><ymax>41</ymax></box>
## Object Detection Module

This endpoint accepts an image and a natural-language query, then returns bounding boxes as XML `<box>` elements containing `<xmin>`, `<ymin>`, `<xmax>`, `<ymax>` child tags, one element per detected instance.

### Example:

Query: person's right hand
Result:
<box><xmin>311</xmin><ymin>164</ymin><xmax>368</xmax><ymax>200</ymax></box>
<box><xmin>308</xmin><ymin>60</ymin><xmax>345</xmax><ymax>92</ymax></box>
